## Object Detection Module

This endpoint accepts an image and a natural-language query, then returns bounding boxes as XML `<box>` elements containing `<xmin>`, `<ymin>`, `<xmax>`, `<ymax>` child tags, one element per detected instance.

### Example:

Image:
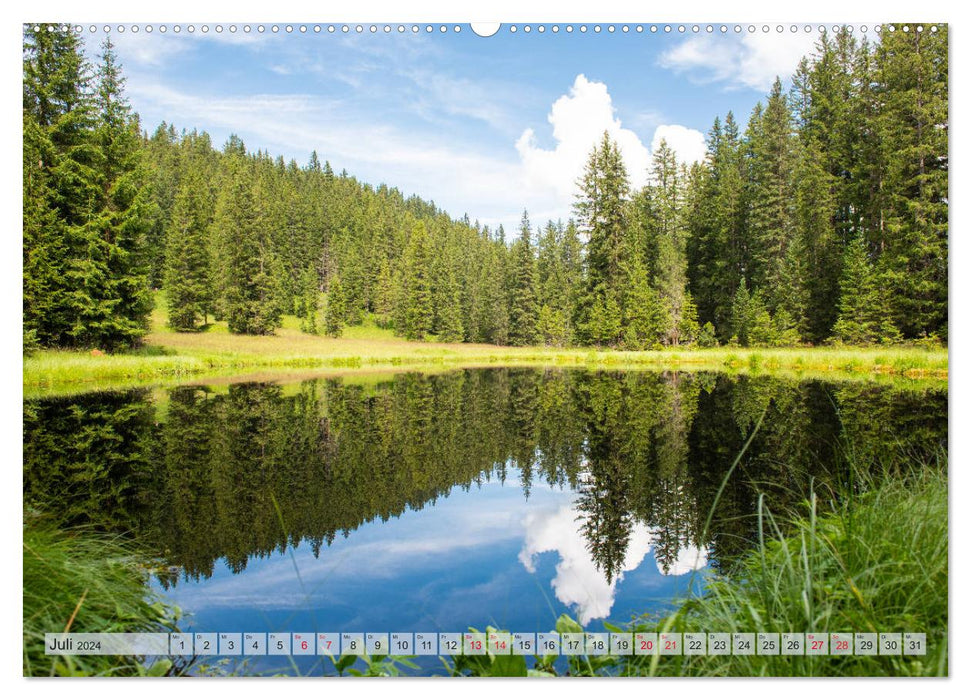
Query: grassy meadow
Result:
<box><xmin>23</xmin><ymin>294</ymin><xmax>948</xmax><ymax>396</ymax></box>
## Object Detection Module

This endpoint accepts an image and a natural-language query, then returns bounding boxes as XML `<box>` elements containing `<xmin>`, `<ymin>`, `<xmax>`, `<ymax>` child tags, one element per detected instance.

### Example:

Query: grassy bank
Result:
<box><xmin>22</xmin><ymin>515</ymin><xmax>180</xmax><ymax>677</ymax></box>
<box><xmin>628</xmin><ymin>463</ymin><xmax>949</xmax><ymax>677</ymax></box>
<box><xmin>23</xmin><ymin>307</ymin><xmax>948</xmax><ymax>396</ymax></box>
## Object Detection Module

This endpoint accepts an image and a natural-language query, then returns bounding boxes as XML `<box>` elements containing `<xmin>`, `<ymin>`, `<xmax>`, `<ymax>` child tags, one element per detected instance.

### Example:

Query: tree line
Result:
<box><xmin>23</xmin><ymin>24</ymin><xmax>947</xmax><ymax>351</ymax></box>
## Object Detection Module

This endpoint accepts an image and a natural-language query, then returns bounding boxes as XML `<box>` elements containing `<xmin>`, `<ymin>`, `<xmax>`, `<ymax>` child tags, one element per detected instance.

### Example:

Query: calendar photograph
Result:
<box><xmin>21</xmin><ymin>17</ymin><xmax>948</xmax><ymax>679</ymax></box>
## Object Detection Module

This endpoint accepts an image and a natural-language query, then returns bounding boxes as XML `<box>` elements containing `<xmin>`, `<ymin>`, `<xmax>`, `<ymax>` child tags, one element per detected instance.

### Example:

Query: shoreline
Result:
<box><xmin>23</xmin><ymin>340</ymin><xmax>948</xmax><ymax>398</ymax></box>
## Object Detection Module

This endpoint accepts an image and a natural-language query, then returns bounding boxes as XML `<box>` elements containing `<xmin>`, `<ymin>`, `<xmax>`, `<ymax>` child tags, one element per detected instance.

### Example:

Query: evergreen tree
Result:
<box><xmin>401</xmin><ymin>222</ymin><xmax>433</xmax><ymax>340</ymax></box>
<box><xmin>644</xmin><ymin>140</ymin><xmax>691</xmax><ymax>344</ymax></box>
<box><xmin>873</xmin><ymin>24</ymin><xmax>948</xmax><ymax>339</ymax></box>
<box><xmin>436</xmin><ymin>264</ymin><xmax>464</xmax><ymax>342</ymax></box>
<box><xmin>793</xmin><ymin>133</ymin><xmax>840</xmax><ymax>342</ymax></box>
<box><xmin>23</xmin><ymin>29</ymin><xmax>153</xmax><ymax>350</ymax></box>
<box><xmin>323</xmin><ymin>274</ymin><xmax>345</xmax><ymax>337</ymax></box>
<box><xmin>164</xmin><ymin>170</ymin><xmax>212</xmax><ymax>330</ymax></box>
<box><xmin>585</xmin><ymin>285</ymin><xmax>622</xmax><ymax>347</ymax></box>
<box><xmin>746</xmin><ymin>78</ymin><xmax>801</xmax><ymax>330</ymax></box>
<box><xmin>621</xmin><ymin>254</ymin><xmax>669</xmax><ymax>350</ymax></box>
<box><xmin>686</xmin><ymin>113</ymin><xmax>749</xmax><ymax>339</ymax></box>
<box><xmin>211</xmin><ymin>153</ymin><xmax>281</xmax><ymax>334</ymax></box>
<box><xmin>478</xmin><ymin>238</ymin><xmax>509</xmax><ymax>344</ymax></box>
<box><xmin>730</xmin><ymin>278</ymin><xmax>752</xmax><ymax>346</ymax></box>
<box><xmin>678</xmin><ymin>292</ymin><xmax>701</xmax><ymax>345</ymax></box>
<box><xmin>144</xmin><ymin>123</ymin><xmax>181</xmax><ymax>288</ymax></box>
<box><xmin>830</xmin><ymin>236</ymin><xmax>899</xmax><ymax>344</ymax></box>
<box><xmin>508</xmin><ymin>212</ymin><xmax>539</xmax><ymax>346</ymax></box>
<box><xmin>575</xmin><ymin>131</ymin><xmax>631</xmax><ymax>294</ymax></box>
<box><xmin>300</xmin><ymin>266</ymin><xmax>319</xmax><ymax>334</ymax></box>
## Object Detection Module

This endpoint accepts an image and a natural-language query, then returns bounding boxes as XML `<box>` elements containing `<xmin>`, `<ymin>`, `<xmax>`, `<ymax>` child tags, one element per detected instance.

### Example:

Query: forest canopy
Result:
<box><xmin>23</xmin><ymin>25</ymin><xmax>948</xmax><ymax>352</ymax></box>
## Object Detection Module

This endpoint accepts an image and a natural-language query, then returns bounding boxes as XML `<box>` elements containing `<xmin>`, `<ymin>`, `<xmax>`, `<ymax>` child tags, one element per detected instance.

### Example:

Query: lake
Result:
<box><xmin>23</xmin><ymin>368</ymin><xmax>947</xmax><ymax>675</ymax></box>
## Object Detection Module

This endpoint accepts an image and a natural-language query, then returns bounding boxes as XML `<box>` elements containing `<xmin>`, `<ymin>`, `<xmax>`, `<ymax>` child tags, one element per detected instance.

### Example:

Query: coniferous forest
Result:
<box><xmin>23</xmin><ymin>25</ymin><xmax>948</xmax><ymax>353</ymax></box>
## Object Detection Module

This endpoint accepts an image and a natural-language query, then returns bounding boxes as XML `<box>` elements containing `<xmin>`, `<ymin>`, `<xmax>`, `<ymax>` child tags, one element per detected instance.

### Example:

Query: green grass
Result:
<box><xmin>630</xmin><ymin>463</ymin><xmax>948</xmax><ymax>676</ymax></box>
<box><xmin>23</xmin><ymin>514</ymin><xmax>182</xmax><ymax>676</ymax></box>
<box><xmin>23</xmin><ymin>302</ymin><xmax>948</xmax><ymax>396</ymax></box>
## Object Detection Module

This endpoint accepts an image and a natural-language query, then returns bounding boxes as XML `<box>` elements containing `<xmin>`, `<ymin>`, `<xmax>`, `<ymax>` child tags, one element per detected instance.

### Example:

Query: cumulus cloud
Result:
<box><xmin>516</xmin><ymin>74</ymin><xmax>652</xmax><ymax>198</ymax></box>
<box><xmin>518</xmin><ymin>503</ymin><xmax>706</xmax><ymax>625</ymax></box>
<box><xmin>659</xmin><ymin>32</ymin><xmax>818</xmax><ymax>92</ymax></box>
<box><xmin>513</xmin><ymin>75</ymin><xmax>706</xmax><ymax>230</ymax></box>
<box><xmin>651</xmin><ymin>124</ymin><xmax>708</xmax><ymax>166</ymax></box>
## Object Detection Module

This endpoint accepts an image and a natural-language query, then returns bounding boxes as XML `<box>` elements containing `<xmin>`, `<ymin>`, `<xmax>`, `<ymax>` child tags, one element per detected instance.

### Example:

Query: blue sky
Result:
<box><xmin>86</xmin><ymin>24</ymin><xmax>820</xmax><ymax>233</ymax></box>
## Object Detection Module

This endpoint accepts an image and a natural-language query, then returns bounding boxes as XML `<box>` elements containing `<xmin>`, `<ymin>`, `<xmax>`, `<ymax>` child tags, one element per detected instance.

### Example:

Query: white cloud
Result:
<box><xmin>652</xmin><ymin>124</ymin><xmax>708</xmax><ymax>166</ymax></box>
<box><xmin>400</xmin><ymin>68</ymin><xmax>520</xmax><ymax>132</ymax></box>
<box><xmin>513</xmin><ymin>75</ymin><xmax>706</xmax><ymax>231</ymax></box>
<box><xmin>516</xmin><ymin>74</ymin><xmax>652</xmax><ymax>200</ymax></box>
<box><xmin>659</xmin><ymin>543</ymin><xmax>708</xmax><ymax>577</ymax></box>
<box><xmin>659</xmin><ymin>32</ymin><xmax>818</xmax><ymax>92</ymax></box>
<box><xmin>518</xmin><ymin>502</ymin><xmax>706</xmax><ymax>626</ymax></box>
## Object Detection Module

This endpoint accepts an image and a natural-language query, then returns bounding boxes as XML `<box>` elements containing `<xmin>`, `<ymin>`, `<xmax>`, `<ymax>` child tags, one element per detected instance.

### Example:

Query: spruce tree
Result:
<box><xmin>164</xmin><ymin>170</ymin><xmax>212</xmax><ymax>330</ymax></box>
<box><xmin>575</xmin><ymin>131</ymin><xmax>631</xmax><ymax>294</ymax></box>
<box><xmin>300</xmin><ymin>266</ymin><xmax>319</xmax><ymax>334</ymax></box>
<box><xmin>23</xmin><ymin>26</ymin><xmax>150</xmax><ymax>350</ymax></box>
<box><xmin>730</xmin><ymin>278</ymin><xmax>752</xmax><ymax>346</ymax></box>
<box><xmin>873</xmin><ymin>24</ymin><xmax>948</xmax><ymax>339</ymax></box>
<box><xmin>686</xmin><ymin>113</ymin><xmax>749</xmax><ymax>339</ymax></box>
<box><xmin>793</xmin><ymin>134</ymin><xmax>840</xmax><ymax>342</ymax></box>
<box><xmin>508</xmin><ymin>212</ymin><xmax>539</xmax><ymax>346</ymax></box>
<box><xmin>644</xmin><ymin>140</ymin><xmax>691</xmax><ymax>344</ymax></box>
<box><xmin>323</xmin><ymin>274</ymin><xmax>345</xmax><ymax>337</ymax></box>
<box><xmin>211</xmin><ymin>152</ymin><xmax>281</xmax><ymax>334</ymax></box>
<box><xmin>677</xmin><ymin>292</ymin><xmax>701</xmax><ymax>345</ymax></box>
<box><xmin>830</xmin><ymin>236</ymin><xmax>899</xmax><ymax>344</ymax></box>
<box><xmin>401</xmin><ymin>222</ymin><xmax>433</xmax><ymax>340</ymax></box>
<box><xmin>746</xmin><ymin>78</ymin><xmax>801</xmax><ymax>329</ymax></box>
<box><xmin>622</xmin><ymin>254</ymin><xmax>669</xmax><ymax>350</ymax></box>
<box><xmin>436</xmin><ymin>265</ymin><xmax>464</xmax><ymax>342</ymax></box>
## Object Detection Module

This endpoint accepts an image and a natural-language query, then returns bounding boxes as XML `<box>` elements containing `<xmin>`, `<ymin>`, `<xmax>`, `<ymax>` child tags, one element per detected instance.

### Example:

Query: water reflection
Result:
<box><xmin>23</xmin><ymin>369</ymin><xmax>946</xmax><ymax>629</ymax></box>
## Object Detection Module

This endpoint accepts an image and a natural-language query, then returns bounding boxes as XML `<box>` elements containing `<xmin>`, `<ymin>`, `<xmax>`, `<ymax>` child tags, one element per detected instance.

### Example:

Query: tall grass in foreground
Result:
<box><xmin>22</xmin><ymin>514</ymin><xmax>181</xmax><ymax>676</ymax></box>
<box><xmin>627</xmin><ymin>462</ymin><xmax>948</xmax><ymax>677</ymax></box>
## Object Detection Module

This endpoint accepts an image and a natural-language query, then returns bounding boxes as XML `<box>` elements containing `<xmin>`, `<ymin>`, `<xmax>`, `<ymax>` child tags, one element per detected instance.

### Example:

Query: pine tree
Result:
<box><xmin>747</xmin><ymin>78</ymin><xmax>800</xmax><ymax>322</ymax></box>
<box><xmin>644</xmin><ymin>140</ymin><xmax>691</xmax><ymax>344</ymax></box>
<box><xmin>436</xmin><ymin>265</ymin><xmax>464</xmax><ymax>342</ymax></box>
<box><xmin>508</xmin><ymin>212</ymin><xmax>539</xmax><ymax>346</ymax></box>
<box><xmin>300</xmin><ymin>266</ymin><xmax>319</xmax><ymax>334</ymax></box>
<box><xmin>621</xmin><ymin>254</ymin><xmax>669</xmax><ymax>350</ymax></box>
<box><xmin>575</xmin><ymin>131</ymin><xmax>631</xmax><ymax>293</ymax></box>
<box><xmin>873</xmin><ymin>24</ymin><xmax>948</xmax><ymax>339</ymax></box>
<box><xmin>830</xmin><ymin>236</ymin><xmax>899</xmax><ymax>344</ymax></box>
<box><xmin>211</xmin><ymin>153</ymin><xmax>281</xmax><ymax>334</ymax></box>
<box><xmin>730</xmin><ymin>278</ymin><xmax>752</xmax><ymax>346</ymax></box>
<box><xmin>323</xmin><ymin>274</ymin><xmax>345</xmax><ymax>337</ymax></box>
<box><xmin>401</xmin><ymin>222</ymin><xmax>433</xmax><ymax>340</ymax></box>
<box><xmin>164</xmin><ymin>170</ymin><xmax>212</xmax><ymax>330</ymax></box>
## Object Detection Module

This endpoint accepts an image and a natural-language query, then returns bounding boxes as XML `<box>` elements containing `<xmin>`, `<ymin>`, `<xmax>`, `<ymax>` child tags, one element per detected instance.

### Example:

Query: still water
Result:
<box><xmin>23</xmin><ymin>368</ymin><xmax>947</xmax><ymax>674</ymax></box>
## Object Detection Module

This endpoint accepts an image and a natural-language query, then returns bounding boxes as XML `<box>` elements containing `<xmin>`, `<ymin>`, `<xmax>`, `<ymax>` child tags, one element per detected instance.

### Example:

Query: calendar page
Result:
<box><xmin>19</xmin><ymin>0</ymin><xmax>951</xmax><ymax>686</ymax></box>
